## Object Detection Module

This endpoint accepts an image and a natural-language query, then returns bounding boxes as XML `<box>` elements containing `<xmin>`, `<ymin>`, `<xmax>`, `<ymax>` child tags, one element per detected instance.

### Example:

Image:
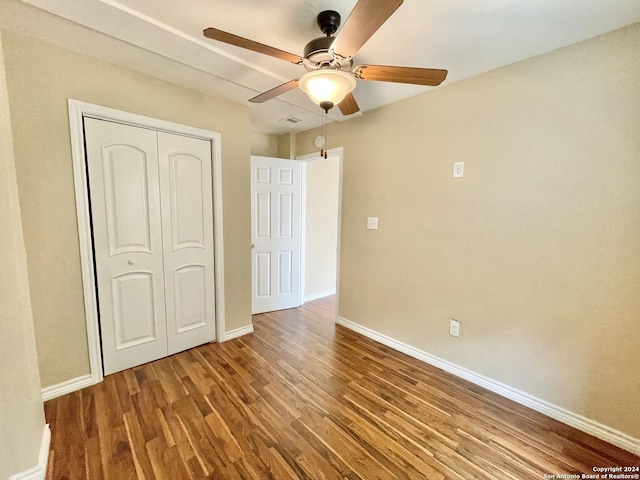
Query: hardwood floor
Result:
<box><xmin>45</xmin><ymin>296</ymin><xmax>638</xmax><ymax>479</ymax></box>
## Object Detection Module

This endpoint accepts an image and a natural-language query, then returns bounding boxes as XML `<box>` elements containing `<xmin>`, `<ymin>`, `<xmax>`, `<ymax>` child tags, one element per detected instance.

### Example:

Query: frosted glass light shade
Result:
<box><xmin>299</xmin><ymin>69</ymin><xmax>356</xmax><ymax>106</ymax></box>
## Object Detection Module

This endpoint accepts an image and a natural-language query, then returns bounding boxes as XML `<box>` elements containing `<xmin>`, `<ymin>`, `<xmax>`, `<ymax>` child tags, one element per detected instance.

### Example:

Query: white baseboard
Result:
<box><xmin>336</xmin><ymin>316</ymin><xmax>640</xmax><ymax>456</ymax></box>
<box><xmin>9</xmin><ymin>423</ymin><xmax>50</xmax><ymax>480</ymax></box>
<box><xmin>41</xmin><ymin>374</ymin><xmax>93</xmax><ymax>401</ymax></box>
<box><xmin>223</xmin><ymin>324</ymin><xmax>254</xmax><ymax>341</ymax></box>
<box><xmin>304</xmin><ymin>288</ymin><xmax>336</xmax><ymax>303</ymax></box>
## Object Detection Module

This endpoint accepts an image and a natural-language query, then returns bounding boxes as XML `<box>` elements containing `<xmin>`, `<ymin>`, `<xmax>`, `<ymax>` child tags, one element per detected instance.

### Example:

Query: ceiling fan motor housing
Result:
<box><xmin>304</xmin><ymin>36</ymin><xmax>335</xmax><ymax>64</ymax></box>
<box><xmin>303</xmin><ymin>37</ymin><xmax>353</xmax><ymax>71</ymax></box>
<box><xmin>304</xmin><ymin>11</ymin><xmax>352</xmax><ymax>71</ymax></box>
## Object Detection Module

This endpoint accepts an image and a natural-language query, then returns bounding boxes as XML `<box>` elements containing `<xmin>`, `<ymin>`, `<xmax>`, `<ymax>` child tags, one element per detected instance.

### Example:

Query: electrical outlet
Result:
<box><xmin>453</xmin><ymin>162</ymin><xmax>464</xmax><ymax>178</ymax></box>
<box><xmin>449</xmin><ymin>319</ymin><xmax>460</xmax><ymax>337</ymax></box>
<box><xmin>367</xmin><ymin>217</ymin><xmax>379</xmax><ymax>230</ymax></box>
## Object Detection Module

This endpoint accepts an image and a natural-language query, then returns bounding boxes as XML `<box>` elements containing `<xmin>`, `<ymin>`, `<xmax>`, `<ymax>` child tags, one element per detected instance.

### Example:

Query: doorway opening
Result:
<box><xmin>298</xmin><ymin>147</ymin><xmax>343</xmax><ymax>316</ymax></box>
<box><xmin>249</xmin><ymin>148</ymin><xmax>343</xmax><ymax>320</ymax></box>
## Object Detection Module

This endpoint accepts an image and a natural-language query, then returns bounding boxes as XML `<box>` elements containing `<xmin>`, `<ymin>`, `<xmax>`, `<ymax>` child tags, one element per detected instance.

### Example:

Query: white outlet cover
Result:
<box><xmin>453</xmin><ymin>162</ymin><xmax>465</xmax><ymax>178</ymax></box>
<box><xmin>367</xmin><ymin>217</ymin><xmax>379</xmax><ymax>230</ymax></box>
<box><xmin>449</xmin><ymin>319</ymin><xmax>460</xmax><ymax>337</ymax></box>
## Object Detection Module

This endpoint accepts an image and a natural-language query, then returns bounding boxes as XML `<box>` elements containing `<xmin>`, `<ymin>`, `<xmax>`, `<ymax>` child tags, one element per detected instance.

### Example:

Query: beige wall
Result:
<box><xmin>304</xmin><ymin>155</ymin><xmax>340</xmax><ymax>297</ymax></box>
<box><xmin>0</xmin><ymin>31</ymin><xmax>46</xmax><ymax>478</ymax></box>
<box><xmin>296</xmin><ymin>24</ymin><xmax>640</xmax><ymax>439</ymax></box>
<box><xmin>277</xmin><ymin>132</ymin><xmax>295</xmax><ymax>159</ymax></box>
<box><xmin>3</xmin><ymin>31</ymin><xmax>252</xmax><ymax>388</ymax></box>
<box><xmin>250</xmin><ymin>130</ymin><xmax>278</xmax><ymax>157</ymax></box>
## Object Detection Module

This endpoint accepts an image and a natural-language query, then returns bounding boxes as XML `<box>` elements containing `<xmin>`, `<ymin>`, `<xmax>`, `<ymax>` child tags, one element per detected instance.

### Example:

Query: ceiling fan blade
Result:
<box><xmin>330</xmin><ymin>0</ymin><xmax>403</xmax><ymax>59</ymax></box>
<box><xmin>354</xmin><ymin>65</ymin><xmax>448</xmax><ymax>86</ymax></box>
<box><xmin>203</xmin><ymin>28</ymin><xmax>302</xmax><ymax>64</ymax></box>
<box><xmin>249</xmin><ymin>79</ymin><xmax>300</xmax><ymax>103</ymax></box>
<box><xmin>338</xmin><ymin>93</ymin><xmax>360</xmax><ymax>115</ymax></box>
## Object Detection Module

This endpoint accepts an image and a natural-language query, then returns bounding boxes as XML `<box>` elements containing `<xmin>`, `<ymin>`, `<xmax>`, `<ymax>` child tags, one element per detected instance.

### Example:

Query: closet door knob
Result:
<box><xmin>128</xmin><ymin>259</ymin><xmax>135</xmax><ymax>265</ymax></box>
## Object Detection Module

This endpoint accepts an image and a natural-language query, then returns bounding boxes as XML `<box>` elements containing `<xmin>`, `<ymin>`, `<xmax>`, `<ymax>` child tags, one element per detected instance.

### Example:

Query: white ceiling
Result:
<box><xmin>1</xmin><ymin>0</ymin><xmax>639</xmax><ymax>135</ymax></box>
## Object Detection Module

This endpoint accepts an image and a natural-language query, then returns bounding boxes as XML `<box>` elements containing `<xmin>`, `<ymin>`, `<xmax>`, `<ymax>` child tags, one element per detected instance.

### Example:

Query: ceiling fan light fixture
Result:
<box><xmin>299</xmin><ymin>69</ymin><xmax>356</xmax><ymax>110</ymax></box>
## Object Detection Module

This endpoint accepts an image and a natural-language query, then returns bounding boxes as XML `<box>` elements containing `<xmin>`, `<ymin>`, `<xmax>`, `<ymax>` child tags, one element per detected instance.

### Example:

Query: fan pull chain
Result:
<box><xmin>321</xmin><ymin>109</ymin><xmax>328</xmax><ymax>159</ymax></box>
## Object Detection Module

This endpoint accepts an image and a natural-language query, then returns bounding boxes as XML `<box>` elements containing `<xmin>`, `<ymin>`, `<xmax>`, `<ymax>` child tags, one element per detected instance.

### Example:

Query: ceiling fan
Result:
<box><xmin>203</xmin><ymin>0</ymin><xmax>448</xmax><ymax>115</ymax></box>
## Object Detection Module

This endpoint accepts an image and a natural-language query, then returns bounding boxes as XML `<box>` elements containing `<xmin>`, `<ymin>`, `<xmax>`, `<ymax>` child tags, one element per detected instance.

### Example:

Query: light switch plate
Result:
<box><xmin>367</xmin><ymin>217</ymin><xmax>379</xmax><ymax>230</ymax></box>
<box><xmin>453</xmin><ymin>162</ymin><xmax>464</xmax><ymax>178</ymax></box>
<box><xmin>449</xmin><ymin>319</ymin><xmax>460</xmax><ymax>337</ymax></box>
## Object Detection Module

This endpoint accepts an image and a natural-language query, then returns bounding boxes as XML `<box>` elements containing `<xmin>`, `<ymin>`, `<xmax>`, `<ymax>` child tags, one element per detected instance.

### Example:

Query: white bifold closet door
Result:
<box><xmin>84</xmin><ymin>118</ymin><xmax>215</xmax><ymax>376</ymax></box>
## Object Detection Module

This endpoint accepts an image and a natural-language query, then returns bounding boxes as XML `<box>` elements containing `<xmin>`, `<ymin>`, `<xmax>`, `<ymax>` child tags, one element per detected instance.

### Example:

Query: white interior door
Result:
<box><xmin>251</xmin><ymin>156</ymin><xmax>301</xmax><ymax>314</ymax></box>
<box><xmin>85</xmin><ymin>118</ymin><xmax>216</xmax><ymax>375</ymax></box>
<box><xmin>85</xmin><ymin>118</ymin><xmax>168</xmax><ymax>375</ymax></box>
<box><xmin>158</xmin><ymin>132</ymin><xmax>216</xmax><ymax>355</ymax></box>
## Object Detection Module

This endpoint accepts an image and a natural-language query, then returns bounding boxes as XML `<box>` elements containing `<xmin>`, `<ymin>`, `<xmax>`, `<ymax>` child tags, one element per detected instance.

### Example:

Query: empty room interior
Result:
<box><xmin>1</xmin><ymin>0</ymin><xmax>639</xmax><ymax>478</ymax></box>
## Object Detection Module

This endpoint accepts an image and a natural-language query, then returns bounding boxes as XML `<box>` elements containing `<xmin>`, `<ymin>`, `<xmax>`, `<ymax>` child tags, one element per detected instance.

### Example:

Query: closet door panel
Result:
<box><xmin>84</xmin><ymin>118</ymin><xmax>168</xmax><ymax>375</ymax></box>
<box><xmin>158</xmin><ymin>132</ymin><xmax>216</xmax><ymax>355</ymax></box>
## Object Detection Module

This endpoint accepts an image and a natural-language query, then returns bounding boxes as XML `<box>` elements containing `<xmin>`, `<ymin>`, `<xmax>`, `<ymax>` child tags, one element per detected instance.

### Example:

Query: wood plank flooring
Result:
<box><xmin>45</xmin><ymin>296</ymin><xmax>639</xmax><ymax>479</ymax></box>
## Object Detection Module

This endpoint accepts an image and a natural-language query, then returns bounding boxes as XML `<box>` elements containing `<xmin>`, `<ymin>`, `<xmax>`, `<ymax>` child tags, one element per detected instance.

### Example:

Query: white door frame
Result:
<box><xmin>296</xmin><ymin>147</ymin><xmax>343</xmax><ymax>317</ymax></box>
<box><xmin>68</xmin><ymin>99</ymin><xmax>226</xmax><ymax>387</ymax></box>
